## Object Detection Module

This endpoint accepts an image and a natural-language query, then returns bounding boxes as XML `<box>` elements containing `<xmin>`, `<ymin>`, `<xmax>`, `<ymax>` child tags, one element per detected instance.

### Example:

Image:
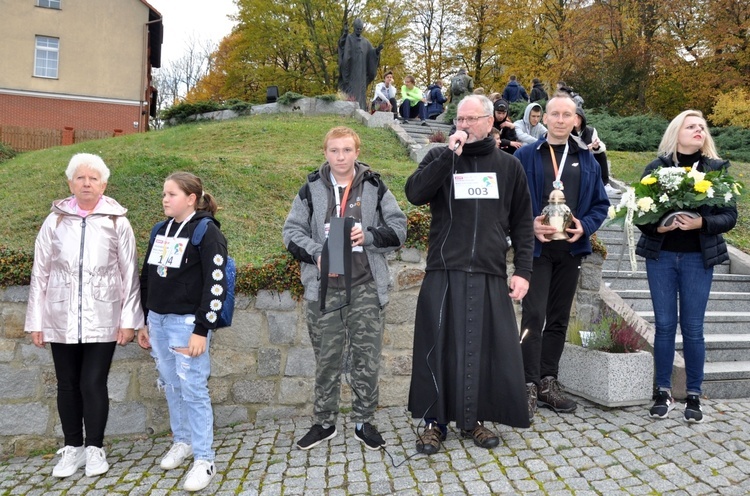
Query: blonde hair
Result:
<box><xmin>658</xmin><ymin>110</ymin><xmax>720</xmax><ymax>162</ymax></box>
<box><xmin>323</xmin><ymin>126</ymin><xmax>361</xmax><ymax>151</ymax></box>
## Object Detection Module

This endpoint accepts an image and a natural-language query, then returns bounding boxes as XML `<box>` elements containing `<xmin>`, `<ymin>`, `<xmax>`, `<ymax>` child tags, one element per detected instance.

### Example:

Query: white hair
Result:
<box><xmin>457</xmin><ymin>94</ymin><xmax>494</xmax><ymax>116</ymax></box>
<box><xmin>65</xmin><ymin>153</ymin><xmax>110</xmax><ymax>182</ymax></box>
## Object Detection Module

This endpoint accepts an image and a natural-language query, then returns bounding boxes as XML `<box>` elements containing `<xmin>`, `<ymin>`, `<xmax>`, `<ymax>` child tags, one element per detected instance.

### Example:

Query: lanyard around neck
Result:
<box><xmin>160</xmin><ymin>211</ymin><xmax>197</xmax><ymax>264</ymax></box>
<box><xmin>548</xmin><ymin>141</ymin><xmax>569</xmax><ymax>189</ymax></box>
<box><xmin>331</xmin><ymin>171</ymin><xmax>355</xmax><ymax>217</ymax></box>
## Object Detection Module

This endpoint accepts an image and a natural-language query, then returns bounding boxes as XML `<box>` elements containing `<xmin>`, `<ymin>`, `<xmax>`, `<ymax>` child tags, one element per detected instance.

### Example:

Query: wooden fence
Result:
<box><xmin>0</xmin><ymin>126</ymin><xmax>115</xmax><ymax>152</ymax></box>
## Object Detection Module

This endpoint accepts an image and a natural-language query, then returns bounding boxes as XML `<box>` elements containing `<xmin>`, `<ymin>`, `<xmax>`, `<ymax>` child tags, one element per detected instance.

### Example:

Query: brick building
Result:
<box><xmin>0</xmin><ymin>0</ymin><xmax>162</xmax><ymax>150</ymax></box>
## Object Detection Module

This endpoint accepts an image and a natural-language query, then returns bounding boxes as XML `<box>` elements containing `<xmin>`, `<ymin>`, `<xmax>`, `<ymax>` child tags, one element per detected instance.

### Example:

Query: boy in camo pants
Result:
<box><xmin>282</xmin><ymin>126</ymin><xmax>406</xmax><ymax>451</ymax></box>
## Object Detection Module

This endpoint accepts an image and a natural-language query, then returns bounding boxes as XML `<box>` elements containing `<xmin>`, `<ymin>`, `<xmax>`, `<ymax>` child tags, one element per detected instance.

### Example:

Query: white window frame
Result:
<box><xmin>37</xmin><ymin>0</ymin><xmax>61</xmax><ymax>9</ymax></box>
<box><xmin>34</xmin><ymin>36</ymin><xmax>59</xmax><ymax>79</ymax></box>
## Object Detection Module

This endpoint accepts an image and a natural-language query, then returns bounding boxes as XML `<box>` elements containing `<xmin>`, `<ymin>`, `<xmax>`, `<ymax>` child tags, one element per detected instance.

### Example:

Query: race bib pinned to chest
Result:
<box><xmin>453</xmin><ymin>172</ymin><xmax>499</xmax><ymax>199</ymax></box>
<box><xmin>147</xmin><ymin>235</ymin><xmax>189</xmax><ymax>269</ymax></box>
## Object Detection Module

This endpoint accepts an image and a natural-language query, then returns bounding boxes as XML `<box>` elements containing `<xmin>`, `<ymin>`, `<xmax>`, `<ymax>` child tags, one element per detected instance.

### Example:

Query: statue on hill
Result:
<box><xmin>338</xmin><ymin>19</ymin><xmax>382</xmax><ymax>111</ymax></box>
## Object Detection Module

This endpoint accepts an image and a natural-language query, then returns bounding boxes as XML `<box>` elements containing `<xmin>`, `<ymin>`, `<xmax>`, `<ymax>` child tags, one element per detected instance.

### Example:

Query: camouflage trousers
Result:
<box><xmin>306</xmin><ymin>280</ymin><xmax>384</xmax><ymax>426</ymax></box>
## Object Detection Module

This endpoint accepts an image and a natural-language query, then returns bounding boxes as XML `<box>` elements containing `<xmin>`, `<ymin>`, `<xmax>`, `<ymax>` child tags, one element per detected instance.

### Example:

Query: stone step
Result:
<box><xmin>637</xmin><ymin>311</ymin><xmax>750</xmax><ymax>334</ymax></box>
<box><xmin>603</xmin><ymin>270</ymin><xmax>750</xmax><ymax>292</ymax></box>
<box><xmin>676</xmin><ymin>334</ymin><xmax>750</xmax><ymax>362</ymax></box>
<box><xmin>615</xmin><ymin>290</ymin><xmax>750</xmax><ymax>312</ymax></box>
<box><xmin>602</xmin><ymin>258</ymin><xmax>732</xmax><ymax>274</ymax></box>
<box><xmin>702</xmin><ymin>361</ymin><xmax>750</xmax><ymax>398</ymax></box>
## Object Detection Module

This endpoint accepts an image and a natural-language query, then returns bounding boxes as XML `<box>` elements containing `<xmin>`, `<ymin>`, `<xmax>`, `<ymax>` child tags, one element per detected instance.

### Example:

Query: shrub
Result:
<box><xmin>404</xmin><ymin>205</ymin><xmax>431</xmax><ymax>250</ymax></box>
<box><xmin>161</xmin><ymin>101</ymin><xmax>224</xmax><ymax>123</ymax></box>
<box><xmin>226</xmin><ymin>99</ymin><xmax>252</xmax><ymax>113</ymax></box>
<box><xmin>570</xmin><ymin>308</ymin><xmax>646</xmax><ymax>353</ymax></box>
<box><xmin>428</xmin><ymin>131</ymin><xmax>446</xmax><ymax>143</ymax></box>
<box><xmin>586</xmin><ymin>111</ymin><xmax>669</xmax><ymax>152</ymax></box>
<box><xmin>0</xmin><ymin>246</ymin><xmax>33</xmax><ymax>286</ymax></box>
<box><xmin>316</xmin><ymin>94</ymin><xmax>339</xmax><ymax>102</ymax></box>
<box><xmin>0</xmin><ymin>142</ymin><xmax>16</xmax><ymax>163</ymax></box>
<box><xmin>710</xmin><ymin>126</ymin><xmax>750</xmax><ymax>163</ymax></box>
<box><xmin>710</xmin><ymin>89</ymin><xmax>750</xmax><ymax>129</ymax></box>
<box><xmin>276</xmin><ymin>92</ymin><xmax>306</xmax><ymax>105</ymax></box>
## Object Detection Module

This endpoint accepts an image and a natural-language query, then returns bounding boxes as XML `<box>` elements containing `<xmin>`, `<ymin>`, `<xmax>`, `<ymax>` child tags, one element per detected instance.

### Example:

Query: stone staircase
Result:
<box><xmin>597</xmin><ymin>210</ymin><xmax>750</xmax><ymax>399</ymax></box>
<box><xmin>397</xmin><ymin>118</ymin><xmax>453</xmax><ymax>145</ymax></box>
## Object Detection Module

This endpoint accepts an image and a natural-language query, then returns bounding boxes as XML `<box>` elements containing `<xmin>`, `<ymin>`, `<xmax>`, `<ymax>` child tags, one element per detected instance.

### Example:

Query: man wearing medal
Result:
<box><xmin>406</xmin><ymin>94</ymin><xmax>535</xmax><ymax>454</ymax></box>
<box><xmin>515</xmin><ymin>93</ymin><xmax>610</xmax><ymax>420</ymax></box>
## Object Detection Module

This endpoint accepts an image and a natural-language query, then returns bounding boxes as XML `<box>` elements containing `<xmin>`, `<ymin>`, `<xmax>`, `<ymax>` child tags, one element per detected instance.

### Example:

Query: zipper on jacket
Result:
<box><xmin>78</xmin><ymin>218</ymin><xmax>86</xmax><ymax>343</ymax></box>
<box><xmin>468</xmin><ymin>157</ymin><xmax>479</xmax><ymax>270</ymax></box>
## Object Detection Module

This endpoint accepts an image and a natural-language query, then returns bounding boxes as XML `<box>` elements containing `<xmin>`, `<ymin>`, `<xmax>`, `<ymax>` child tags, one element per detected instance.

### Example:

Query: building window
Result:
<box><xmin>34</xmin><ymin>36</ymin><xmax>59</xmax><ymax>78</ymax></box>
<box><xmin>37</xmin><ymin>0</ymin><xmax>61</xmax><ymax>8</ymax></box>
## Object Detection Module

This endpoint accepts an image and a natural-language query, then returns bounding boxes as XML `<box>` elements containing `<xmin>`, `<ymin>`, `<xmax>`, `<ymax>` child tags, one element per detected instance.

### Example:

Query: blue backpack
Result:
<box><xmin>149</xmin><ymin>217</ymin><xmax>236</xmax><ymax>328</ymax></box>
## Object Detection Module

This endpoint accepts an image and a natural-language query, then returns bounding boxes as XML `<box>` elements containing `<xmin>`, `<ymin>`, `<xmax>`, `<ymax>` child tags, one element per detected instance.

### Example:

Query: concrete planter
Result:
<box><xmin>558</xmin><ymin>343</ymin><xmax>653</xmax><ymax>407</ymax></box>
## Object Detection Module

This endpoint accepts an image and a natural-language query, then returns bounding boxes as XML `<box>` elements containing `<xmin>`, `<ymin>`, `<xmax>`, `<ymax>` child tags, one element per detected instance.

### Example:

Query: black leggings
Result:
<box><xmin>51</xmin><ymin>341</ymin><xmax>116</xmax><ymax>448</ymax></box>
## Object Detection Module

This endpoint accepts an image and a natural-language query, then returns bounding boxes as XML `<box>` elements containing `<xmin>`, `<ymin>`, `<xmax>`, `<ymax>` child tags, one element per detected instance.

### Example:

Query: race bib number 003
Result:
<box><xmin>453</xmin><ymin>172</ymin><xmax>499</xmax><ymax>199</ymax></box>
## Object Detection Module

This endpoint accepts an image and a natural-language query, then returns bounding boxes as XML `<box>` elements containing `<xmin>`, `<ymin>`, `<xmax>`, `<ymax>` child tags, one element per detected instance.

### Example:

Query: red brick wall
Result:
<box><xmin>0</xmin><ymin>92</ymin><xmax>145</xmax><ymax>135</ymax></box>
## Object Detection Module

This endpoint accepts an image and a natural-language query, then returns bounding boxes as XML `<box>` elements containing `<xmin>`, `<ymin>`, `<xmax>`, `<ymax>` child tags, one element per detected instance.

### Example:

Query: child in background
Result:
<box><xmin>138</xmin><ymin>172</ymin><xmax>228</xmax><ymax>492</ymax></box>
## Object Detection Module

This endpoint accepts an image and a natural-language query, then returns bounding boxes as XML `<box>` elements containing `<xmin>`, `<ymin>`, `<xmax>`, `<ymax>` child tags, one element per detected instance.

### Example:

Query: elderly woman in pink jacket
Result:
<box><xmin>25</xmin><ymin>153</ymin><xmax>144</xmax><ymax>479</ymax></box>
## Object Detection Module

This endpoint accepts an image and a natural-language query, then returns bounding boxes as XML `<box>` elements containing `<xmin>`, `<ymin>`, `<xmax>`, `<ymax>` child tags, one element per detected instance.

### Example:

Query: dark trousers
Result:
<box><xmin>595</xmin><ymin>151</ymin><xmax>609</xmax><ymax>185</ymax></box>
<box><xmin>371</xmin><ymin>97</ymin><xmax>398</xmax><ymax>117</ymax></box>
<box><xmin>520</xmin><ymin>241</ymin><xmax>582</xmax><ymax>386</ymax></box>
<box><xmin>51</xmin><ymin>341</ymin><xmax>117</xmax><ymax>448</ymax></box>
<box><xmin>400</xmin><ymin>100</ymin><xmax>428</xmax><ymax>121</ymax></box>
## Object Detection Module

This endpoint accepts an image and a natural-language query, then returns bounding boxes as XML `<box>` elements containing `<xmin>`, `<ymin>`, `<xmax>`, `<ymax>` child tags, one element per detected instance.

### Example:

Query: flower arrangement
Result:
<box><xmin>609</xmin><ymin>166</ymin><xmax>743</xmax><ymax>226</ymax></box>
<box><xmin>568</xmin><ymin>309</ymin><xmax>645</xmax><ymax>353</ymax></box>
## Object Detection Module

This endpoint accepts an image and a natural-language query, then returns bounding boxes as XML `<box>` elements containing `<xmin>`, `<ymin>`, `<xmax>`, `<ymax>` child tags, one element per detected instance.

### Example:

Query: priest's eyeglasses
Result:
<box><xmin>453</xmin><ymin>115</ymin><xmax>490</xmax><ymax>125</ymax></box>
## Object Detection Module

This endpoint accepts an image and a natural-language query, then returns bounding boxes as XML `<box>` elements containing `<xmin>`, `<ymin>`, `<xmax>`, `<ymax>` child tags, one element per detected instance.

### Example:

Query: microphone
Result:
<box><xmin>453</xmin><ymin>140</ymin><xmax>462</xmax><ymax>151</ymax></box>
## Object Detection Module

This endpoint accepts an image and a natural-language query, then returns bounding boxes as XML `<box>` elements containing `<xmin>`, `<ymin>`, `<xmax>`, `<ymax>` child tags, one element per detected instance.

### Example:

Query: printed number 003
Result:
<box><xmin>468</xmin><ymin>187</ymin><xmax>488</xmax><ymax>196</ymax></box>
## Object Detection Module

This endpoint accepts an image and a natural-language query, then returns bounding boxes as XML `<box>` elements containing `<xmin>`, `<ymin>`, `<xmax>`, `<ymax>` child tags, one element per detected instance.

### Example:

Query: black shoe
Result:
<box><xmin>421</xmin><ymin>120</ymin><xmax>429</xmax><ymax>126</ymax></box>
<box><xmin>460</xmin><ymin>422</ymin><xmax>499</xmax><ymax>449</ymax></box>
<box><xmin>684</xmin><ymin>394</ymin><xmax>704</xmax><ymax>423</ymax></box>
<box><xmin>649</xmin><ymin>389</ymin><xmax>674</xmax><ymax>419</ymax></box>
<box><xmin>296</xmin><ymin>424</ymin><xmax>336</xmax><ymax>450</ymax></box>
<box><xmin>527</xmin><ymin>382</ymin><xmax>538</xmax><ymax>422</ymax></box>
<box><xmin>354</xmin><ymin>423</ymin><xmax>385</xmax><ymax>450</ymax></box>
<box><xmin>416</xmin><ymin>423</ymin><xmax>446</xmax><ymax>455</ymax></box>
<box><xmin>538</xmin><ymin>376</ymin><xmax>577</xmax><ymax>413</ymax></box>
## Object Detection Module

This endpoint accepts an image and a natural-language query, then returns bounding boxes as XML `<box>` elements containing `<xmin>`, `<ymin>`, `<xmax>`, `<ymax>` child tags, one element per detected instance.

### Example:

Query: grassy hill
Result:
<box><xmin>1</xmin><ymin>115</ymin><xmax>749</xmax><ymax>285</ymax></box>
<box><xmin>0</xmin><ymin>115</ymin><xmax>417</xmax><ymax>267</ymax></box>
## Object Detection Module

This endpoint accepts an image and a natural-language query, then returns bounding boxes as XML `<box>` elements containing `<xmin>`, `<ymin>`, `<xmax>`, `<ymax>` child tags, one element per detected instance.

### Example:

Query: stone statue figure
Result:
<box><xmin>338</xmin><ymin>19</ymin><xmax>382</xmax><ymax>111</ymax></box>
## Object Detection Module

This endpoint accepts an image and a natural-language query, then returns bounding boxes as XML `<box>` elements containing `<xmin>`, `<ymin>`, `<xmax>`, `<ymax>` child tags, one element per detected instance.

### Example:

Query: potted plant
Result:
<box><xmin>559</xmin><ymin>309</ymin><xmax>653</xmax><ymax>407</ymax></box>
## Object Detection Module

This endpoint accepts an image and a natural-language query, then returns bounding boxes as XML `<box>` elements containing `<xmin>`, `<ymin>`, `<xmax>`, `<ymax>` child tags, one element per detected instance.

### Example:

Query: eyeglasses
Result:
<box><xmin>453</xmin><ymin>115</ymin><xmax>490</xmax><ymax>125</ymax></box>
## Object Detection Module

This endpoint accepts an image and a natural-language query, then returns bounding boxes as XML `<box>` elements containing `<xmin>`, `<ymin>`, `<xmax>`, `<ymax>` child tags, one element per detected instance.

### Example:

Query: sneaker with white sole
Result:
<box><xmin>296</xmin><ymin>424</ymin><xmax>336</xmax><ymax>450</ymax></box>
<box><xmin>604</xmin><ymin>183</ymin><xmax>622</xmax><ymax>196</ymax></box>
<box><xmin>183</xmin><ymin>459</ymin><xmax>216</xmax><ymax>492</ymax></box>
<box><xmin>52</xmin><ymin>445</ymin><xmax>85</xmax><ymax>478</ymax></box>
<box><xmin>684</xmin><ymin>394</ymin><xmax>704</xmax><ymax>423</ymax></box>
<box><xmin>160</xmin><ymin>442</ymin><xmax>193</xmax><ymax>470</ymax></box>
<box><xmin>649</xmin><ymin>389</ymin><xmax>675</xmax><ymax>419</ymax></box>
<box><xmin>84</xmin><ymin>446</ymin><xmax>109</xmax><ymax>477</ymax></box>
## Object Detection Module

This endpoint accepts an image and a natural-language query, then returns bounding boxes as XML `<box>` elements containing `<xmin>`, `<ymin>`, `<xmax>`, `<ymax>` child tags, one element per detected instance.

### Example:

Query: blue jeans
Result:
<box><xmin>646</xmin><ymin>251</ymin><xmax>713</xmax><ymax>395</ymax></box>
<box><xmin>149</xmin><ymin>312</ymin><xmax>214</xmax><ymax>461</ymax></box>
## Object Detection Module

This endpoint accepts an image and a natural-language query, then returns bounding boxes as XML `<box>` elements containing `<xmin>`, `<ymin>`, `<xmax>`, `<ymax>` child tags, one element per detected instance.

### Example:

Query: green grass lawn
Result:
<box><xmin>1</xmin><ymin>117</ymin><xmax>748</xmax><ymax>273</ymax></box>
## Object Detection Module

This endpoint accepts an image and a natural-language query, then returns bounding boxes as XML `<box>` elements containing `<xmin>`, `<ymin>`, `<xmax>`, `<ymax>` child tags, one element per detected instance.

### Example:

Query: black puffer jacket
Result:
<box><xmin>635</xmin><ymin>155</ymin><xmax>738</xmax><ymax>269</ymax></box>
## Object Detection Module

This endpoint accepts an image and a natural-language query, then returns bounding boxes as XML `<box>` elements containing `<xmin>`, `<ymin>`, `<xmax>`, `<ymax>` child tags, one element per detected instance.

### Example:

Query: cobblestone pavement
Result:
<box><xmin>2</xmin><ymin>396</ymin><xmax>750</xmax><ymax>495</ymax></box>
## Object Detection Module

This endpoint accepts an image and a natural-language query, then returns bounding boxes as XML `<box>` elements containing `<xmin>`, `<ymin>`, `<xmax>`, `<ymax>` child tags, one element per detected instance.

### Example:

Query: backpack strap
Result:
<box><xmin>190</xmin><ymin>217</ymin><xmax>213</xmax><ymax>246</ymax></box>
<box><xmin>149</xmin><ymin>220</ymin><xmax>168</xmax><ymax>246</ymax></box>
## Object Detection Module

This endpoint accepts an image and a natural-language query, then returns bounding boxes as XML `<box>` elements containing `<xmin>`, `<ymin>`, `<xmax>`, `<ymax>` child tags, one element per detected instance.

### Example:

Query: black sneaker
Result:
<box><xmin>537</xmin><ymin>376</ymin><xmax>577</xmax><ymax>413</ymax></box>
<box><xmin>527</xmin><ymin>383</ymin><xmax>538</xmax><ymax>422</ymax></box>
<box><xmin>354</xmin><ymin>423</ymin><xmax>385</xmax><ymax>450</ymax></box>
<box><xmin>296</xmin><ymin>424</ymin><xmax>336</xmax><ymax>450</ymax></box>
<box><xmin>649</xmin><ymin>389</ymin><xmax>674</xmax><ymax>419</ymax></box>
<box><xmin>460</xmin><ymin>422</ymin><xmax>499</xmax><ymax>449</ymax></box>
<box><xmin>416</xmin><ymin>423</ymin><xmax>446</xmax><ymax>455</ymax></box>
<box><xmin>684</xmin><ymin>394</ymin><xmax>704</xmax><ymax>423</ymax></box>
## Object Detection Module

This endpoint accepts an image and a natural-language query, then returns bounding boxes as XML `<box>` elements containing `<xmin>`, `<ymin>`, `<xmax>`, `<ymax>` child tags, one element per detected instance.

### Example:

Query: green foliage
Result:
<box><xmin>315</xmin><ymin>94</ymin><xmax>340</xmax><ymax>102</ymax></box>
<box><xmin>161</xmin><ymin>101</ymin><xmax>225</xmax><ymax>123</ymax></box>
<box><xmin>276</xmin><ymin>92</ymin><xmax>306</xmax><ymax>105</ymax></box>
<box><xmin>710</xmin><ymin>89</ymin><xmax>750</xmax><ymax>129</ymax></box>
<box><xmin>509</xmin><ymin>100</ymin><xmax>527</xmax><ymax>122</ymax></box>
<box><xmin>0</xmin><ymin>246</ymin><xmax>33</xmax><ymax>286</ymax></box>
<box><xmin>236</xmin><ymin>252</ymin><xmax>303</xmax><ymax>297</ymax></box>
<box><xmin>443</xmin><ymin>103</ymin><xmax>457</xmax><ymax>124</ymax></box>
<box><xmin>586</xmin><ymin>111</ymin><xmax>668</xmax><ymax>152</ymax></box>
<box><xmin>711</xmin><ymin>127</ymin><xmax>750</xmax><ymax>163</ymax></box>
<box><xmin>0</xmin><ymin>142</ymin><xmax>16</xmax><ymax>163</ymax></box>
<box><xmin>569</xmin><ymin>308</ymin><xmax>645</xmax><ymax>353</ymax></box>
<box><xmin>404</xmin><ymin>205</ymin><xmax>431</xmax><ymax>251</ymax></box>
<box><xmin>226</xmin><ymin>99</ymin><xmax>253</xmax><ymax>113</ymax></box>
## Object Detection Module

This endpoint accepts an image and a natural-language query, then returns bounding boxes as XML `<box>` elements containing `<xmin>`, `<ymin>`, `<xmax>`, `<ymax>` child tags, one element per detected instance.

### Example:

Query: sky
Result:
<box><xmin>148</xmin><ymin>0</ymin><xmax>239</xmax><ymax>66</ymax></box>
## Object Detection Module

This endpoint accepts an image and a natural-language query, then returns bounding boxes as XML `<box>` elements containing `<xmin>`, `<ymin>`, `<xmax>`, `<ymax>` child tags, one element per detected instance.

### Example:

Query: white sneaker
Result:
<box><xmin>605</xmin><ymin>183</ymin><xmax>621</xmax><ymax>196</ymax></box>
<box><xmin>84</xmin><ymin>446</ymin><xmax>109</xmax><ymax>477</ymax></box>
<box><xmin>52</xmin><ymin>445</ymin><xmax>85</xmax><ymax>477</ymax></box>
<box><xmin>183</xmin><ymin>459</ymin><xmax>216</xmax><ymax>492</ymax></box>
<box><xmin>160</xmin><ymin>442</ymin><xmax>193</xmax><ymax>470</ymax></box>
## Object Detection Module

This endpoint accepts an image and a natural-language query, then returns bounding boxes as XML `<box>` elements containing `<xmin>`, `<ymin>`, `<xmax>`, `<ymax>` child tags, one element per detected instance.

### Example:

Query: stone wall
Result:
<box><xmin>0</xmin><ymin>249</ymin><xmax>604</xmax><ymax>456</ymax></box>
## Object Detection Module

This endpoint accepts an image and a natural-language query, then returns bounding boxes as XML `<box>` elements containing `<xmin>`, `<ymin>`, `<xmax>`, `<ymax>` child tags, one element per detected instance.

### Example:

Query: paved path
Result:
<box><xmin>2</xmin><ymin>396</ymin><xmax>750</xmax><ymax>495</ymax></box>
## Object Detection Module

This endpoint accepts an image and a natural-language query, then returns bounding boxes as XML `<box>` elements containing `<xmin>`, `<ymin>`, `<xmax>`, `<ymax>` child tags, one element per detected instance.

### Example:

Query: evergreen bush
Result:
<box><xmin>0</xmin><ymin>142</ymin><xmax>16</xmax><ymax>163</ymax></box>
